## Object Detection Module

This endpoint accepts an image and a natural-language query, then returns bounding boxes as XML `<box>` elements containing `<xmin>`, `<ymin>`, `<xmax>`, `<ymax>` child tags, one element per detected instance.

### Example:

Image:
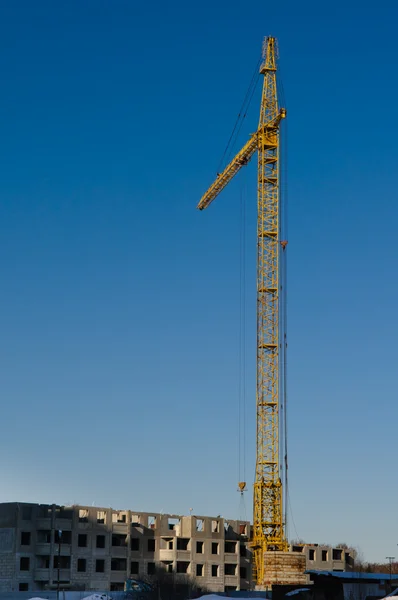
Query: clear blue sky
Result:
<box><xmin>1</xmin><ymin>0</ymin><xmax>397</xmax><ymax>564</ymax></box>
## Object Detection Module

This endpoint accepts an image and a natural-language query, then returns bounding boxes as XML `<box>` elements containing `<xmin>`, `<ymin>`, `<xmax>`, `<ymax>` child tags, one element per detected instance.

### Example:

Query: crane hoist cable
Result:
<box><xmin>238</xmin><ymin>482</ymin><xmax>248</xmax><ymax>523</ymax></box>
<box><xmin>214</xmin><ymin>55</ymin><xmax>262</xmax><ymax>498</ymax></box>
<box><xmin>278</xmin><ymin>73</ymin><xmax>289</xmax><ymax>534</ymax></box>
<box><xmin>238</xmin><ymin>169</ymin><xmax>247</xmax><ymax>493</ymax></box>
<box><xmin>217</xmin><ymin>56</ymin><xmax>262</xmax><ymax>174</ymax></box>
<box><xmin>288</xmin><ymin>488</ymin><xmax>300</xmax><ymax>542</ymax></box>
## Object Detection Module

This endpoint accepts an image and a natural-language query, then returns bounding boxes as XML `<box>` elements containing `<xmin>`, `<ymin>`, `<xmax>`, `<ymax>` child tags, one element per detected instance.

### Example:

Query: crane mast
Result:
<box><xmin>197</xmin><ymin>36</ymin><xmax>287</xmax><ymax>586</ymax></box>
<box><xmin>253</xmin><ymin>37</ymin><xmax>288</xmax><ymax>585</ymax></box>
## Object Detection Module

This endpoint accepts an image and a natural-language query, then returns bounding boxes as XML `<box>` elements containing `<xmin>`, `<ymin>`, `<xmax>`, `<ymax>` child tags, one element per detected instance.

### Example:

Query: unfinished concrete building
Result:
<box><xmin>0</xmin><ymin>503</ymin><xmax>252</xmax><ymax>593</ymax></box>
<box><xmin>0</xmin><ymin>503</ymin><xmax>355</xmax><ymax>594</ymax></box>
<box><xmin>289</xmin><ymin>542</ymin><xmax>355</xmax><ymax>572</ymax></box>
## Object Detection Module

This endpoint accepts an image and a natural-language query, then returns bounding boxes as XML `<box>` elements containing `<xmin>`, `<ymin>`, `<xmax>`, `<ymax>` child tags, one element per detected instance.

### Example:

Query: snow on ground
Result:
<box><xmin>81</xmin><ymin>595</ymin><xmax>113</xmax><ymax>600</ymax></box>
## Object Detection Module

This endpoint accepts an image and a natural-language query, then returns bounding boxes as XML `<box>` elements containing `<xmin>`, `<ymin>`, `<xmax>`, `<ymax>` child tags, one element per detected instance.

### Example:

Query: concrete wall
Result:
<box><xmin>290</xmin><ymin>544</ymin><xmax>354</xmax><ymax>572</ymax></box>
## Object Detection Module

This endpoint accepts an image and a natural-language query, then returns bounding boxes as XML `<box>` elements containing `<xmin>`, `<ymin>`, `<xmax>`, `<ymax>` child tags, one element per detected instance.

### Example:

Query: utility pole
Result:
<box><xmin>57</xmin><ymin>530</ymin><xmax>62</xmax><ymax>600</ymax></box>
<box><xmin>386</xmin><ymin>556</ymin><xmax>395</xmax><ymax>587</ymax></box>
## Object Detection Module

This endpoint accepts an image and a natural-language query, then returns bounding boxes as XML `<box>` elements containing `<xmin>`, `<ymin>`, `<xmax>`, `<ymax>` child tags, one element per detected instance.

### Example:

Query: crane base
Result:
<box><xmin>256</xmin><ymin>551</ymin><xmax>308</xmax><ymax>590</ymax></box>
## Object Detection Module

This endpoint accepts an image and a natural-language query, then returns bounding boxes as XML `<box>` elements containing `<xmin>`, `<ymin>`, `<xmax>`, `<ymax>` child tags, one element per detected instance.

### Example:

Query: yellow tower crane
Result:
<box><xmin>197</xmin><ymin>36</ymin><xmax>288</xmax><ymax>586</ymax></box>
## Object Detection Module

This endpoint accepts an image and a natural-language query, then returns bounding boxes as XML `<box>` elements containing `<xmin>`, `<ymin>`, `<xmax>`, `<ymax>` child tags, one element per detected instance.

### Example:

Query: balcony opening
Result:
<box><xmin>77</xmin><ymin>558</ymin><xmax>86</xmax><ymax>573</ymax></box>
<box><xmin>110</xmin><ymin>583</ymin><xmax>124</xmax><ymax>591</ymax></box>
<box><xmin>38</xmin><ymin>506</ymin><xmax>52</xmax><ymax>518</ymax></box>
<box><xmin>131</xmin><ymin>538</ymin><xmax>140</xmax><ymax>551</ymax></box>
<box><xmin>177</xmin><ymin>561</ymin><xmax>189</xmax><ymax>574</ymax></box>
<box><xmin>54</xmin><ymin>556</ymin><xmax>71</xmax><ymax>569</ymax></box>
<box><xmin>111</xmin><ymin>558</ymin><xmax>127</xmax><ymax>571</ymax></box>
<box><xmin>96</xmin><ymin>559</ymin><xmax>105</xmax><ymax>573</ymax></box>
<box><xmin>37</xmin><ymin>556</ymin><xmax>50</xmax><ymax>569</ymax></box>
<box><xmin>225</xmin><ymin>541</ymin><xmax>236</xmax><ymax>554</ymax></box>
<box><xmin>130</xmin><ymin>561</ymin><xmax>139</xmax><ymax>575</ymax></box>
<box><xmin>212</xmin><ymin>565</ymin><xmax>219</xmax><ymax>577</ymax></box>
<box><xmin>38</xmin><ymin>530</ymin><xmax>51</xmax><ymax>543</ymax></box>
<box><xmin>225</xmin><ymin>564</ymin><xmax>237</xmax><ymax>576</ymax></box>
<box><xmin>177</xmin><ymin>538</ymin><xmax>189</xmax><ymax>551</ymax></box>
<box><xmin>196</xmin><ymin>564</ymin><xmax>204</xmax><ymax>577</ymax></box>
<box><xmin>196</xmin><ymin>541</ymin><xmax>204</xmax><ymax>554</ymax></box>
<box><xmin>21</xmin><ymin>531</ymin><xmax>31</xmax><ymax>546</ymax></box>
<box><xmin>162</xmin><ymin>561</ymin><xmax>173</xmax><ymax>574</ymax></box>
<box><xmin>112</xmin><ymin>533</ymin><xmax>127</xmax><ymax>547</ymax></box>
<box><xmin>60</xmin><ymin>531</ymin><xmax>71</xmax><ymax>544</ymax></box>
<box><xmin>78</xmin><ymin>534</ymin><xmax>87</xmax><ymax>548</ymax></box>
<box><xmin>55</xmin><ymin>507</ymin><xmax>73</xmax><ymax>519</ymax></box>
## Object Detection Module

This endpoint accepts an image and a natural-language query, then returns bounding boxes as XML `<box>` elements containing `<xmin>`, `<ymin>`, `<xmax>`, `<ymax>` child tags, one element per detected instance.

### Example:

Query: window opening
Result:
<box><xmin>21</xmin><ymin>532</ymin><xmax>31</xmax><ymax>546</ymax></box>
<box><xmin>96</xmin><ymin>559</ymin><xmax>105</xmax><ymax>573</ymax></box>
<box><xmin>77</xmin><ymin>558</ymin><xmax>86</xmax><ymax>572</ymax></box>
<box><xmin>79</xmin><ymin>509</ymin><xmax>89</xmax><ymax>523</ymax></box>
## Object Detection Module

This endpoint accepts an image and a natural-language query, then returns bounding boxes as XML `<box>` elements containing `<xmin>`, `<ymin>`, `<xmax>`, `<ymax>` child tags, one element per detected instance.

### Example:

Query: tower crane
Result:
<box><xmin>197</xmin><ymin>36</ymin><xmax>288</xmax><ymax>586</ymax></box>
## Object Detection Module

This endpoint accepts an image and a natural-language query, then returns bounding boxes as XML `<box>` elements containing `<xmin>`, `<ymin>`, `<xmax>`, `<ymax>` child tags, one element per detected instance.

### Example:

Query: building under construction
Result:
<box><xmin>0</xmin><ymin>502</ymin><xmax>354</xmax><ymax>594</ymax></box>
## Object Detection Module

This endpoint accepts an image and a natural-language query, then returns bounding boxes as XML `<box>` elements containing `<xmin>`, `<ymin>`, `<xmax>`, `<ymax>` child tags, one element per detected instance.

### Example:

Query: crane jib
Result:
<box><xmin>197</xmin><ymin>110</ymin><xmax>286</xmax><ymax>212</ymax></box>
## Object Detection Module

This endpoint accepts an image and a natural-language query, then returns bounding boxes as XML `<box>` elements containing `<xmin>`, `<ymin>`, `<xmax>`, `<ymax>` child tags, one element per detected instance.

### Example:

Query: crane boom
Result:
<box><xmin>198</xmin><ymin>112</ymin><xmax>285</xmax><ymax>212</ymax></box>
<box><xmin>197</xmin><ymin>36</ymin><xmax>287</xmax><ymax>587</ymax></box>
